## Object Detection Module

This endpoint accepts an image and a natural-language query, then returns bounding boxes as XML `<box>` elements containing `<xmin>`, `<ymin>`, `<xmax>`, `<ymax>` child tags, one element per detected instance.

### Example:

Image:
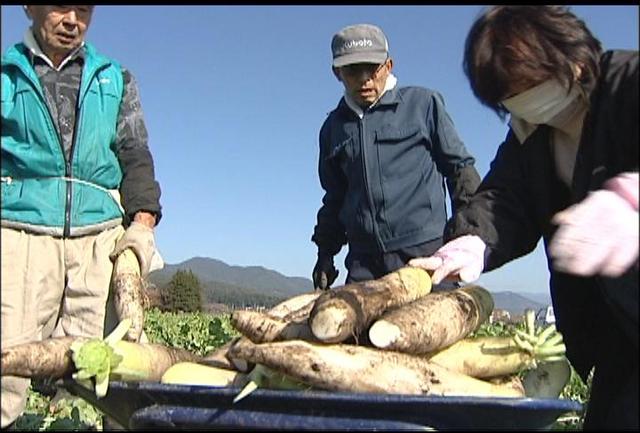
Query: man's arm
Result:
<box><xmin>311</xmin><ymin>124</ymin><xmax>348</xmax><ymax>256</ymax></box>
<box><xmin>115</xmin><ymin>68</ymin><xmax>162</xmax><ymax>226</ymax></box>
<box><xmin>446</xmin><ymin>165</ymin><xmax>482</xmax><ymax>215</ymax></box>
<box><xmin>427</xmin><ymin>91</ymin><xmax>481</xmax><ymax>215</ymax></box>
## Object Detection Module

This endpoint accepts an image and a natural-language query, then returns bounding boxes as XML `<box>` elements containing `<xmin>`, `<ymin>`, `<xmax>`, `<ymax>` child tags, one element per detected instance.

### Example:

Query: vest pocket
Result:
<box><xmin>1</xmin><ymin>178</ymin><xmax>66</xmax><ymax>228</ymax></box>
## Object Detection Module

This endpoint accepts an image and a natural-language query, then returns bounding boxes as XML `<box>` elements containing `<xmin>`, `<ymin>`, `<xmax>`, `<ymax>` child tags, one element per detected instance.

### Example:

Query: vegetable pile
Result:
<box><xmin>0</xmin><ymin>266</ymin><xmax>571</xmax><ymax>402</ymax></box>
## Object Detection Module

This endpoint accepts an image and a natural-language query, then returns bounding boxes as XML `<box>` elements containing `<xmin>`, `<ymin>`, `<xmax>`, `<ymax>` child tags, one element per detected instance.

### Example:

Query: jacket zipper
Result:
<box><xmin>64</xmin><ymin>79</ymin><xmax>89</xmax><ymax>238</ymax></box>
<box><xmin>359</xmin><ymin>114</ymin><xmax>384</xmax><ymax>252</ymax></box>
<box><xmin>60</xmin><ymin>118</ymin><xmax>72</xmax><ymax>237</ymax></box>
<box><xmin>16</xmin><ymin>63</ymin><xmax>71</xmax><ymax>236</ymax></box>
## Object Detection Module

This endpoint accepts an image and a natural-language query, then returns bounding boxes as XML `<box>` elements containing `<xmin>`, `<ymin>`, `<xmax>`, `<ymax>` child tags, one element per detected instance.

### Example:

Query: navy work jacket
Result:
<box><xmin>313</xmin><ymin>85</ymin><xmax>478</xmax><ymax>255</ymax></box>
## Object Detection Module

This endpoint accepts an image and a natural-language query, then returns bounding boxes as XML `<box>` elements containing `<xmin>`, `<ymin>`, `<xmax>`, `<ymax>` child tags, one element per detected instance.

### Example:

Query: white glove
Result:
<box><xmin>110</xmin><ymin>221</ymin><xmax>157</xmax><ymax>278</ymax></box>
<box><xmin>149</xmin><ymin>248</ymin><xmax>165</xmax><ymax>273</ymax></box>
<box><xmin>549</xmin><ymin>173</ymin><xmax>639</xmax><ymax>277</ymax></box>
<box><xmin>408</xmin><ymin>235</ymin><xmax>486</xmax><ymax>284</ymax></box>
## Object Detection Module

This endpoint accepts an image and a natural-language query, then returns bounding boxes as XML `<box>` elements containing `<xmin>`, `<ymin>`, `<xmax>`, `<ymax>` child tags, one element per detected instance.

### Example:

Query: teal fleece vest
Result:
<box><xmin>1</xmin><ymin>42</ymin><xmax>124</xmax><ymax>237</ymax></box>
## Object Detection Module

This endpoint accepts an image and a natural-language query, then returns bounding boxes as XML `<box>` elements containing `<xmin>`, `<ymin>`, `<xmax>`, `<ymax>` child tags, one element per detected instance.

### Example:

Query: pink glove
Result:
<box><xmin>605</xmin><ymin>172</ymin><xmax>639</xmax><ymax>211</ymax></box>
<box><xmin>408</xmin><ymin>235</ymin><xmax>486</xmax><ymax>284</ymax></box>
<box><xmin>549</xmin><ymin>172</ymin><xmax>639</xmax><ymax>277</ymax></box>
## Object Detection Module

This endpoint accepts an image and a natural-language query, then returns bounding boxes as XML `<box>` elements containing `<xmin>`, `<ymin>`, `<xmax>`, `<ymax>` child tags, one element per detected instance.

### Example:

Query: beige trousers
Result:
<box><xmin>1</xmin><ymin>225</ymin><xmax>124</xmax><ymax>427</ymax></box>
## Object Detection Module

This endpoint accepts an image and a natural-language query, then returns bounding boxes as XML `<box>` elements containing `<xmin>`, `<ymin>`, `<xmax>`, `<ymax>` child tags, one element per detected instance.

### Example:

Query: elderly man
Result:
<box><xmin>311</xmin><ymin>23</ymin><xmax>481</xmax><ymax>290</ymax></box>
<box><xmin>1</xmin><ymin>5</ymin><xmax>162</xmax><ymax>427</ymax></box>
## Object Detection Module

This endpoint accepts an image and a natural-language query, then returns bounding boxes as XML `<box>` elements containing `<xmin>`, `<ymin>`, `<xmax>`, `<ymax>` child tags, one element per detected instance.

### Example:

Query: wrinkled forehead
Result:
<box><xmin>24</xmin><ymin>5</ymin><xmax>95</xmax><ymax>18</ymax></box>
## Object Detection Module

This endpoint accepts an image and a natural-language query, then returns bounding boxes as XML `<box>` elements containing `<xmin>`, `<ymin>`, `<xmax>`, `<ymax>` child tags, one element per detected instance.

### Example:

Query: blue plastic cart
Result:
<box><xmin>63</xmin><ymin>380</ymin><xmax>582</xmax><ymax>430</ymax></box>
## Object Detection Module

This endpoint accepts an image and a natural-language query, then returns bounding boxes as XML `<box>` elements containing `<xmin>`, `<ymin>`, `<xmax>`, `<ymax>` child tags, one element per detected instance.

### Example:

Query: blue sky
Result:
<box><xmin>2</xmin><ymin>5</ymin><xmax>638</xmax><ymax>295</ymax></box>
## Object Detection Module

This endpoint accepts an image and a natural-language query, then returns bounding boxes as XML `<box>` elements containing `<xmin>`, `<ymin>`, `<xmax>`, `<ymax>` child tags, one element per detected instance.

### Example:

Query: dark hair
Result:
<box><xmin>463</xmin><ymin>6</ymin><xmax>603</xmax><ymax>120</ymax></box>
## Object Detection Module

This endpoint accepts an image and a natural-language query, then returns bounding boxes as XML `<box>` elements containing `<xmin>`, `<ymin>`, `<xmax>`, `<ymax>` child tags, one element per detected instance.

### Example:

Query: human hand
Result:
<box><xmin>605</xmin><ymin>172</ymin><xmax>639</xmax><ymax>210</ymax></box>
<box><xmin>312</xmin><ymin>253</ymin><xmax>339</xmax><ymax>290</ymax></box>
<box><xmin>408</xmin><ymin>235</ymin><xmax>486</xmax><ymax>284</ymax></box>
<box><xmin>549</xmin><ymin>178</ymin><xmax>639</xmax><ymax>277</ymax></box>
<box><xmin>110</xmin><ymin>221</ymin><xmax>158</xmax><ymax>278</ymax></box>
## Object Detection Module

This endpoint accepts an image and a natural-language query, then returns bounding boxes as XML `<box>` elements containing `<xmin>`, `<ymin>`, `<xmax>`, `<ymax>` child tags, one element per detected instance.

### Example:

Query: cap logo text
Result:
<box><xmin>343</xmin><ymin>39</ymin><xmax>373</xmax><ymax>50</ymax></box>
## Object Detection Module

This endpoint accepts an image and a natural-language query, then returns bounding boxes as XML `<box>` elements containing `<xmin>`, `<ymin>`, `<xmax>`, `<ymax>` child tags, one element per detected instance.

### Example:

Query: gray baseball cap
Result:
<box><xmin>331</xmin><ymin>24</ymin><xmax>389</xmax><ymax>68</ymax></box>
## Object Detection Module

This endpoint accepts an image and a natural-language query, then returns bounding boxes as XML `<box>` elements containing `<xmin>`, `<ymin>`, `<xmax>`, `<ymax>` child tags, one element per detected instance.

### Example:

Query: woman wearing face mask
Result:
<box><xmin>409</xmin><ymin>6</ymin><xmax>638</xmax><ymax>430</ymax></box>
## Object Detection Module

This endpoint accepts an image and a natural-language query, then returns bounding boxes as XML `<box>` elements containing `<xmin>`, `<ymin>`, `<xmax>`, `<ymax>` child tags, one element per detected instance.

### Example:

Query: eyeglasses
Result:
<box><xmin>341</xmin><ymin>61</ymin><xmax>387</xmax><ymax>78</ymax></box>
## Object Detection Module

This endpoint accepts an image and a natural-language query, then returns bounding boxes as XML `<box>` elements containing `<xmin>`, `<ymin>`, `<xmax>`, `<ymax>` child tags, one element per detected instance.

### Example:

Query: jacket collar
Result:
<box><xmin>23</xmin><ymin>28</ymin><xmax>85</xmax><ymax>71</ymax></box>
<box><xmin>339</xmin><ymin>73</ymin><xmax>401</xmax><ymax>118</ymax></box>
<box><xmin>3</xmin><ymin>38</ymin><xmax>113</xmax><ymax>109</ymax></box>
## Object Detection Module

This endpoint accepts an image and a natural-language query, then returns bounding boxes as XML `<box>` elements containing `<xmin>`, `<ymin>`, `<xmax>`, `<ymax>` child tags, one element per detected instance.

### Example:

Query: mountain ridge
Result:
<box><xmin>149</xmin><ymin>257</ymin><xmax>551</xmax><ymax>315</ymax></box>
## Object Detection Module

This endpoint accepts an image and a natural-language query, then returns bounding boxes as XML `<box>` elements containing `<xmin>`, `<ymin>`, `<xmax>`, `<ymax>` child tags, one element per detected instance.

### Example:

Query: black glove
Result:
<box><xmin>312</xmin><ymin>253</ymin><xmax>339</xmax><ymax>291</ymax></box>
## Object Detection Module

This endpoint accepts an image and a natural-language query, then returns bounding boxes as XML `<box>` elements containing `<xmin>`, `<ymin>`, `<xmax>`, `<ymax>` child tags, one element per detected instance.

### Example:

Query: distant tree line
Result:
<box><xmin>145</xmin><ymin>270</ymin><xmax>284</xmax><ymax>313</ymax></box>
<box><xmin>202</xmin><ymin>281</ymin><xmax>282</xmax><ymax>308</ymax></box>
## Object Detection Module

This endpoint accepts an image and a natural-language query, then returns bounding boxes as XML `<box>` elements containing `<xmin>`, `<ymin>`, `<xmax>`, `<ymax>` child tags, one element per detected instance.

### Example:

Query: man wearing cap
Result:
<box><xmin>1</xmin><ymin>6</ymin><xmax>162</xmax><ymax>427</ymax></box>
<box><xmin>311</xmin><ymin>24</ymin><xmax>481</xmax><ymax>289</ymax></box>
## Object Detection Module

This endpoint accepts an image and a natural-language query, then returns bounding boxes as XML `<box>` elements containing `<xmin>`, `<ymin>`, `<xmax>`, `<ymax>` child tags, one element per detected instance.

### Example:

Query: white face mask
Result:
<box><xmin>502</xmin><ymin>79</ymin><xmax>581</xmax><ymax>125</ymax></box>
